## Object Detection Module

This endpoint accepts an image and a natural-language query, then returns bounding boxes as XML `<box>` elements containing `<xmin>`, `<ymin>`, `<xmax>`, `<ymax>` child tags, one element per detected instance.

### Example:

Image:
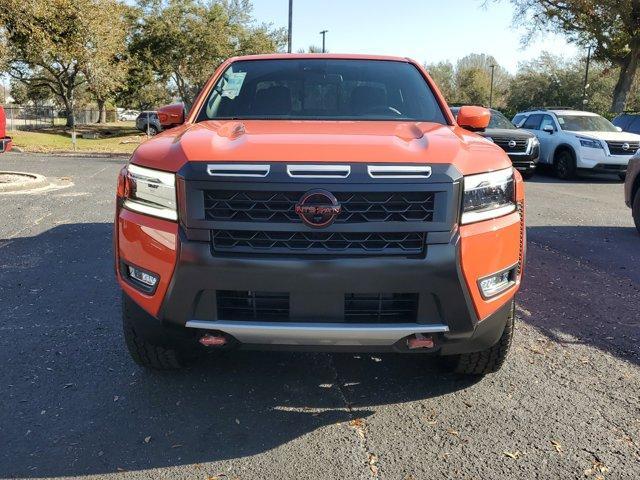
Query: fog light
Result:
<box><xmin>121</xmin><ymin>262</ymin><xmax>159</xmax><ymax>293</ymax></box>
<box><xmin>128</xmin><ymin>266</ymin><xmax>157</xmax><ymax>287</ymax></box>
<box><xmin>478</xmin><ymin>267</ymin><xmax>516</xmax><ymax>299</ymax></box>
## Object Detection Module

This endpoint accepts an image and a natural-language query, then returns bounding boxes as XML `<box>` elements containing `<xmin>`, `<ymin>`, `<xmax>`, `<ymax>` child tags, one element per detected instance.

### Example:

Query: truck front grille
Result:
<box><xmin>212</xmin><ymin>230</ymin><xmax>425</xmax><ymax>255</ymax></box>
<box><xmin>491</xmin><ymin>136</ymin><xmax>529</xmax><ymax>153</ymax></box>
<box><xmin>606</xmin><ymin>141</ymin><xmax>640</xmax><ymax>155</ymax></box>
<box><xmin>344</xmin><ymin>293</ymin><xmax>418</xmax><ymax>323</ymax></box>
<box><xmin>204</xmin><ymin>190</ymin><xmax>436</xmax><ymax>224</ymax></box>
<box><xmin>217</xmin><ymin>290</ymin><xmax>289</xmax><ymax>321</ymax></box>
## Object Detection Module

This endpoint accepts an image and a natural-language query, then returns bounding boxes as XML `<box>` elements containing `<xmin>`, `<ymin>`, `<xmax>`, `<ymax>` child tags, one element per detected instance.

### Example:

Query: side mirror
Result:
<box><xmin>616</xmin><ymin>126</ymin><xmax>623</xmax><ymax>132</ymax></box>
<box><xmin>542</xmin><ymin>125</ymin><xmax>555</xmax><ymax>134</ymax></box>
<box><xmin>456</xmin><ymin>106</ymin><xmax>491</xmax><ymax>132</ymax></box>
<box><xmin>157</xmin><ymin>103</ymin><xmax>185</xmax><ymax>129</ymax></box>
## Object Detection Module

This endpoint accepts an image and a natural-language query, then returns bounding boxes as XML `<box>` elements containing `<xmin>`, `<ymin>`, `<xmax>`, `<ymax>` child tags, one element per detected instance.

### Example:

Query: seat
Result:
<box><xmin>252</xmin><ymin>86</ymin><xmax>292</xmax><ymax>116</ymax></box>
<box><xmin>350</xmin><ymin>85</ymin><xmax>387</xmax><ymax>114</ymax></box>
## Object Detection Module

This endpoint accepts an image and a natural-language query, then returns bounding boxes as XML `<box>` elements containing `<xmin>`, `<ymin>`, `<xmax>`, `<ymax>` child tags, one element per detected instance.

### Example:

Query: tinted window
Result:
<box><xmin>197</xmin><ymin>59</ymin><xmax>447</xmax><ymax>123</ymax></box>
<box><xmin>556</xmin><ymin>114</ymin><xmax>617</xmax><ymax>132</ymax></box>
<box><xmin>522</xmin><ymin>114</ymin><xmax>543</xmax><ymax>130</ymax></box>
<box><xmin>488</xmin><ymin>110</ymin><xmax>516</xmax><ymax>129</ymax></box>
<box><xmin>512</xmin><ymin>114</ymin><xmax>526</xmax><ymax>127</ymax></box>
<box><xmin>540</xmin><ymin>115</ymin><xmax>555</xmax><ymax>131</ymax></box>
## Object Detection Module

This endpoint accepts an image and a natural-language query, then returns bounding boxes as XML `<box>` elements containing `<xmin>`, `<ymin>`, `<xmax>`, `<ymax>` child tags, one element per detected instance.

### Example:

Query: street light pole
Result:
<box><xmin>287</xmin><ymin>0</ymin><xmax>293</xmax><ymax>53</ymax></box>
<box><xmin>320</xmin><ymin>30</ymin><xmax>328</xmax><ymax>53</ymax></box>
<box><xmin>582</xmin><ymin>45</ymin><xmax>592</xmax><ymax>106</ymax></box>
<box><xmin>489</xmin><ymin>64</ymin><xmax>496</xmax><ymax>108</ymax></box>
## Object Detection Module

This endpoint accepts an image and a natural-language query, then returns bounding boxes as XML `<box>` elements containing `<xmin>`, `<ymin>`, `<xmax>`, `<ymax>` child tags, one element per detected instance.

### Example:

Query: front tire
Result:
<box><xmin>445</xmin><ymin>302</ymin><xmax>515</xmax><ymax>375</ymax></box>
<box><xmin>633</xmin><ymin>190</ymin><xmax>640</xmax><ymax>235</ymax></box>
<box><xmin>554</xmin><ymin>150</ymin><xmax>576</xmax><ymax>180</ymax></box>
<box><xmin>122</xmin><ymin>294</ymin><xmax>197</xmax><ymax>370</ymax></box>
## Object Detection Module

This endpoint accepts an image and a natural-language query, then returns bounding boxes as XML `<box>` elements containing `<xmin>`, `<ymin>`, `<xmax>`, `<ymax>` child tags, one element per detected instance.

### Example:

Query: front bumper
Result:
<box><xmin>115</xmin><ymin>162</ymin><xmax>524</xmax><ymax>354</ymax></box>
<box><xmin>578</xmin><ymin>147</ymin><xmax>633</xmax><ymax>171</ymax></box>
<box><xmin>116</xmin><ymin>210</ymin><xmax>522</xmax><ymax>353</ymax></box>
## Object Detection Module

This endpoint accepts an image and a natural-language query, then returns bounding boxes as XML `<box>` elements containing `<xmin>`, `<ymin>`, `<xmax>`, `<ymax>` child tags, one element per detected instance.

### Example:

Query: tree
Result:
<box><xmin>81</xmin><ymin>1</ymin><xmax>131</xmax><ymax>123</ymax></box>
<box><xmin>132</xmin><ymin>0</ymin><xmax>285</xmax><ymax>108</ymax></box>
<box><xmin>505</xmin><ymin>52</ymin><xmax>618</xmax><ymax>118</ymax></box>
<box><xmin>298</xmin><ymin>46</ymin><xmax>324</xmax><ymax>53</ymax></box>
<box><xmin>9</xmin><ymin>79</ymin><xmax>52</xmax><ymax>107</ymax></box>
<box><xmin>0</xmin><ymin>0</ymin><xmax>130</xmax><ymax>126</ymax></box>
<box><xmin>426</xmin><ymin>61</ymin><xmax>454</xmax><ymax>101</ymax></box>
<box><xmin>509</xmin><ymin>0</ymin><xmax>640</xmax><ymax>113</ymax></box>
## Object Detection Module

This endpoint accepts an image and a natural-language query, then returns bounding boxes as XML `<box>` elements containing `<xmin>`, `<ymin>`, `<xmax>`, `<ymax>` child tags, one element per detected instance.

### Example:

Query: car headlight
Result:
<box><xmin>121</xmin><ymin>164</ymin><xmax>177</xmax><ymax>220</ymax></box>
<box><xmin>530</xmin><ymin>137</ymin><xmax>539</xmax><ymax>147</ymax></box>
<box><xmin>578</xmin><ymin>137</ymin><xmax>603</xmax><ymax>149</ymax></box>
<box><xmin>461</xmin><ymin>167</ymin><xmax>516</xmax><ymax>224</ymax></box>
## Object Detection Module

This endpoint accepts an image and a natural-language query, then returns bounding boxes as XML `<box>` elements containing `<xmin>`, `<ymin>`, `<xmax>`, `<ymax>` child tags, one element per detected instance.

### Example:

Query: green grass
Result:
<box><xmin>9</xmin><ymin>123</ymin><xmax>147</xmax><ymax>154</ymax></box>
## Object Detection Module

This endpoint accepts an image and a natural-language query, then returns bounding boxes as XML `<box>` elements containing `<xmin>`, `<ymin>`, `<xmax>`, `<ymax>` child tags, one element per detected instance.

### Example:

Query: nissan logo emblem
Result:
<box><xmin>622</xmin><ymin>142</ymin><xmax>630</xmax><ymax>151</ymax></box>
<box><xmin>295</xmin><ymin>189</ymin><xmax>342</xmax><ymax>228</ymax></box>
<box><xmin>508</xmin><ymin>139</ymin><xmax>517</xmax><ymax>148</ymax></box>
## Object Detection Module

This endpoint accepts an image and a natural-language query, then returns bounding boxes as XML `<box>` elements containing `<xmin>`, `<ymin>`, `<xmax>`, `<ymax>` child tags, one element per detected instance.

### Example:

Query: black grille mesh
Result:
<box><xmin>605</xmin><ymin>141</ymin><xmax>639</xmax><ymax>155</ymax></box>
<box><xmin>204</xmin><ymin>190</ymin><xmax>435</xmax><ymax>223</ymax></box>
<box><xmin>344</xmin><ymin>293</ymin><xmax>418</xmax><ymax>323</ymax></box>
<box><xmin>212</xmin><ymin>230</ymin><xmax>425</xmax><ymax>255</ymax></box>
<box><xmin>217</xmin><ymin>291</ymin><xmax>289</xmax><ymax>321</ymax></box>
<box><xmin>491</xmin><ymin>136</ymin><xmax>529</xmax><ymax>153</ymax></box>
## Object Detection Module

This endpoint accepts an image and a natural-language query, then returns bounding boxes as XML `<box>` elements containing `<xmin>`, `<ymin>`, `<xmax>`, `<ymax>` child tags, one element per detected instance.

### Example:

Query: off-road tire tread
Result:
<box><xmin>452</xmin><ymin>305</ymin><xmax>514</xmax><ymax>375</ymax></box>
<box><xmin>122</xmin><ymin>297</ymin><xmax>188</xmax><ymax>370</ymax></box>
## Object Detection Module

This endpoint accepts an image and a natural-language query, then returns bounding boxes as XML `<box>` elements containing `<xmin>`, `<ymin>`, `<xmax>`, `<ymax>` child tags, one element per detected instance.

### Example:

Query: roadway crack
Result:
<box><xmin>328</xmin><ymin>355</ymin><xmax>379</xmax><ymax>479</ymax></box>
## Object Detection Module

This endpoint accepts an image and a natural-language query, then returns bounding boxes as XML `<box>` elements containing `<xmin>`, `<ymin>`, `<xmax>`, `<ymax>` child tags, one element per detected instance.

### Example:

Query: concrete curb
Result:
<box><xmin>0</xmin><ymin>171</ymin><xmax>49</xmax><ymax>192</ymax></box>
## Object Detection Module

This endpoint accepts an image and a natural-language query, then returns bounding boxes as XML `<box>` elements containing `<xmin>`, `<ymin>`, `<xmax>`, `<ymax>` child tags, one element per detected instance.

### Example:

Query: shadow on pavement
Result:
<box><xmin>0</xmin><ymin>223</ymin><xmax>478</xmax><ymax>478</ymax></box>
<box><xmin>526</xmin><ymin>166</ymin><xmax>624</xmax><ymax>184</ymax></box>
<box><xmin>519</xmin><ymin>225</ymin><xmax>640</xmax><ymax>368</ymax></box>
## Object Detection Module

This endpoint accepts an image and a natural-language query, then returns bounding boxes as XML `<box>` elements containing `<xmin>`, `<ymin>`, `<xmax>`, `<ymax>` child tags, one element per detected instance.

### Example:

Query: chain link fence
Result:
<box><xmin>4</xmin><ymin>106</ymin><xmax>120</xmax><ymax>131</ymax></box>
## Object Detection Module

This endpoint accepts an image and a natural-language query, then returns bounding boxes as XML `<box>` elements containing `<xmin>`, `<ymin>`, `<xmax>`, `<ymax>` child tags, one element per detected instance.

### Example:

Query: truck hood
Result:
<box><xmin>571</xmin><ymin>131</ymin><xmax>640</xmax><ymax>142</ymax></box>
<box><xmin>132</xmin><ymin>120</ymin><xmax>510</xmax><ymax>175</ymax></box>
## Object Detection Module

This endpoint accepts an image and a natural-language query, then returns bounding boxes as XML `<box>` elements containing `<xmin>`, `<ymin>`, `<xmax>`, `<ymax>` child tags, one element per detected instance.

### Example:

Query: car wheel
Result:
<box><xmin>633</xmin><ymin>190</ymin><xmax>640</xmax><ymax>235</ymax></box>
<box><xmin>122</xmin><ymin>294</ymin><xmax>198</xmax><ymax>370</ymax></box>
<box><xmin>554</xmin><ymin>150</ymin><xmax>576</xmax><ymax>180</ymax></box>
<box><xmin>147</xmin><ymin>125</ymin><xmax>159</xmax><ymax>136</ymax></box>
<box><xmin>444</xmin><ymin>301</ymin><xmax>515</xmax><ymax>376</ymax></box>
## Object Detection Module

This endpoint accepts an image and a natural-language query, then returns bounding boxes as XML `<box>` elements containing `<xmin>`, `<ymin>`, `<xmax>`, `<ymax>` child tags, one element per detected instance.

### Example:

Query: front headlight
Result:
<box><xmin>122</xmin><ymin>164</ymin><xmax>177</xmax><ymax>220</ymax></box>
<box><xmin>578</xmin><ymin>137</ymin><xmax>603</xmax><ymax>149</ymax></box>
<box><xmin>461</xmin><ymin>168</ymin><xmax>515</xmax><ymax>224</ymax></box>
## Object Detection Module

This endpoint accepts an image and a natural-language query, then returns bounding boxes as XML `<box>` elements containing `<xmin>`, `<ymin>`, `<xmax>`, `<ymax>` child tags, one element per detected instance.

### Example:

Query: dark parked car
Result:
<box><xmin>135</xmin><ymin>111</ymin><xmax>162</xmax><ymax>135</ymax></box>
<box><xmin>624</xmin><ymin>153</ymin><xmax>640</xmax><ymax>234</ymax></box>
<box><xmin>612</xmin><ymin>112</ymin><xmax>640</xmax><ymax>135</ymax></box>
<box><xmin>451</xmin><ymin>107</ymin><xmax>539</xmax><ymax>179</ymax></box>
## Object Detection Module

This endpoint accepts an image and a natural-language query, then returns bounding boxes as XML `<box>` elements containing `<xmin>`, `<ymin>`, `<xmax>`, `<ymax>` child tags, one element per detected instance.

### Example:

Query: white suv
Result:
<box><xmin>512</xmin><ymin>109</ymin><xmax>640</xmax><ymax>180</ymax></box>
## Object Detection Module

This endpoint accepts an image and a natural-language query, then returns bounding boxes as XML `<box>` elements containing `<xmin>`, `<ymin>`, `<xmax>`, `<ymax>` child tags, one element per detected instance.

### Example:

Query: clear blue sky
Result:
<box><xmin>252</xmin><ymin>0</ymin><xmax>580</xmax><ymax>72</ymax></box>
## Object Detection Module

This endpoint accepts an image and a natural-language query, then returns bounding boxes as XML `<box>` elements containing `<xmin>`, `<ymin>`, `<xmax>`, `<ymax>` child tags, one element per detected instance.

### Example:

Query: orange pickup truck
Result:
<box><xmin>114</xmin><ymin>54</ymin><xmax>525</xmax><ymax>375</ymax></box>
<box><xmin>0</xmin><ymin>106</ymin><xmax>12</xmax><ymax>153</ymax></box>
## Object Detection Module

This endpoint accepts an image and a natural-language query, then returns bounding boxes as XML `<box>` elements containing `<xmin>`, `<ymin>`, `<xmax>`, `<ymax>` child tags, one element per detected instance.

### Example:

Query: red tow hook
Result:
<box><xmin>199</xmin><ymin>333</ymin><xmax>227</xmax><ymax>347</ymax></box>
<box><xmin>407</xmin><ymin>333</ymin><xmax>435</xmax><ymax>350</ymax></box>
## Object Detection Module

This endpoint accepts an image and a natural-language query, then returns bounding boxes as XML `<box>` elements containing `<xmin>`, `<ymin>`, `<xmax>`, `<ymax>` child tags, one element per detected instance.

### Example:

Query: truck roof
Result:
<box><xmin>226</xmin><ymin>53</ymin><xmax>414</xmax><ymax>63</ymax></box>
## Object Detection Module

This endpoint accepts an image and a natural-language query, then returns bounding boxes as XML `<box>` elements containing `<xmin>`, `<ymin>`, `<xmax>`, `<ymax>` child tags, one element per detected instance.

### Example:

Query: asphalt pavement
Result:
<box><xmin>0</xmin><ymin>154</ymin><xmax>638</xmax><ymax>479</ymax></box>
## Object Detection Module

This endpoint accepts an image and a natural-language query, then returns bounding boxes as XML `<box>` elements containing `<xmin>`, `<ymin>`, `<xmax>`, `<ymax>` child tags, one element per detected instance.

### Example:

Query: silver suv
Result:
<box><xmin>512</xmin><ymin>108</ymin><xmax>640</xmax><ymax>180</ymax></box>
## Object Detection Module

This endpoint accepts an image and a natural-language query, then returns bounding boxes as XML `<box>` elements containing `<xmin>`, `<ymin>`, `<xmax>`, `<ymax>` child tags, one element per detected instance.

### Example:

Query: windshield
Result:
<box><xmin>488</xmin><ymin>110</ymin><xmax>516</xmax><ymax>129</ymax></box>
<box><xmin>197</xmin><ymin>59</ymin><xmax>447</xmax><ymax>123</ymax></box>
<box><xmin>557</xmin><ymin>114</ymin><xmax>618</xmax><ymax>132</ymax></box>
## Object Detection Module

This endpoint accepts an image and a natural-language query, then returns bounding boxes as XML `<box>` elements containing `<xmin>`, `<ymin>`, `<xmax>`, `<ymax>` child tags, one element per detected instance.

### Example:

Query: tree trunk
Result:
<box><xmin>96</xmin><ymin>99</ymin><xmax>107</xmax><ymax>123</ymax></box>
<box><xmin>611</xmin><ymin>44</ymin><xmax>640</xmax><ymax>113</ymax></box>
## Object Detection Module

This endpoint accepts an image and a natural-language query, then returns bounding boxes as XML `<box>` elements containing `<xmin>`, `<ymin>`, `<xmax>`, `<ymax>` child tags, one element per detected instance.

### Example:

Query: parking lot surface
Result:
<box><xmin>1</xmin><ymin>154</ymin><xmax>638</xmax><ymax>479</ymax></box>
